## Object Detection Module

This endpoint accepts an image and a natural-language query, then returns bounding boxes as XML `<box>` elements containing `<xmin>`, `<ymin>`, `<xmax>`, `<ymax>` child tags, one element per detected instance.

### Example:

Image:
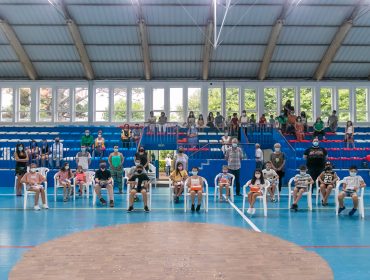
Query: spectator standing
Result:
<box><xmin>108</xmin><ymin>145</ymin><xmax>125</xmax><ymax>193</ymax></box>
<box><xmin>225</xmin><ymin>138</ymin><xmax>243</xmax><ymax>196</ymax></box>
<box><xmin>270</xmin><ymin>143</ymin><xmax>286</xmax><ymax>192</ymax></box>
<box><xmin>255</xmin><ymin>143</ymin><xmax>264</xmax><ymax>169</ymax></box>
<box><xmin>121</xmin><ymin>124</ymin><xmax>131</xmax><ymax>148</ymax></box>
<box><xmin>75</xmin><ymin>146</ymin><xmax>91</xmax><ymax>171</ymax></box>
<box><xmin>14</xmin><ymin>143</ymin><xmax>29</xmax><ymax>196</ymax></box>
<box><xmin>135</xmin><ymin>146</ymin><xmax>149</xmax><ymax>171</ymax></box>
<box><xmin>165</xmin><ymin>154</ymin><xmax>172</xmax><ymax>176</ymax></box>
<box><xmin>327</xmin><ymin>110</ymin><xmax>338</xmax><ymax>133</ymax></box>
<box><xmin>173</xmin><ymin>147</ymin><xmax>189</xmax><ymax>171</ymax></box>
<box><xmin>345</xmin><ymin>120</ymin><xmax>355</xmax><ymax>148</ymax></box>
<box><xmin>52</xmin><ymin>137</ymin><xmax>63</xmax><ymax>169</ymax></box>
<box><xmin>215</xmin><ymin>112</ymin><xmax>225</xmax><ymax>131</ymax></box>
<box><xmin>303</xmin><ymin>137</ymin><xmax>327</xmax><ymax>185</ymax></box>
<box><xmin>239</xmin><ymin>110</ymin><xmax>249</xmax><ymax>136</ymax></box>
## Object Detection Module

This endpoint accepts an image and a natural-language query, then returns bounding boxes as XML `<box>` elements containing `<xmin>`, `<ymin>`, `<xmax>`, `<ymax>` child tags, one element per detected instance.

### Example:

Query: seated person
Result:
<box><xmin>94</xmin><ymin>161</ymin><xmax>114</xmax><ymax>207</ymax></box>
<box><xmin>318</xmin><ymin>161</ymin><xmax>338</xmax><ymax>206</ymax></box>
<box><xmin>121</xmin><ymin>124</ymin><xmax>131</xmax><ymax>148</ymax></box>
<box><xmin>207</xmin><ymin>112</ymin><xmax>215</xmax><ymax>129</ymax></box>
<box><xmin>187</xmin><ymin>111</ymin><xmax>196</xmax><ymax>128</ymax></box>
<box><xmin>81</xmin><ymin>129</ymin><xmax>94</xmax><ymax>153</ymax></box>
<box><xmin>262</xmin><ymin>161</ymin><xmax>279</xmax><ymax>202</ymax></box>
<box><xmin>158</xmin><ymin>112</ymin><xmax>168</xmax><ymax>133</ymax></box>
<box><xmin>313</xmin><ymin>117</ymin><xmax>325</xmax><ymax>140</ymax></box>
<box><xmin>291</xmin><ymin>165</ymin><xmax>314</xmax><ymax>212</ymax></box>
<box><xmin>40</xmin><ymin>139</ymin><xmax>50</xmax><ymax>168</ymax></box>
<box><xmin>131</xmin><ymin>123</ymin><xmax>141</xmax><ymax>143</ymax></box>
<box><xmin>94</xmin><ymin>130</ymin><xmax>105</xmax><ymax>158</ymax></box>
<box><xmin>230</xmin><ymin>113</ymin><xmax>239</xmax><ymax>137</ymax></box>
<box><xmin>286</xmin><ymin>111</ymin><xmax>296</xmax><ymax>134</ymax></box>
<box><xmin>187</xmin><ymin>124</ymin><xmax>198</xmax><ymax>147</ymax></box>
<box><xmin>259</xmin><ymin>114</ymin><xmax>267</xmax><ymax>127</ymax></box>
<box><xmin>21</xmin><ymin>163</ymin><xmax>48</xmax><ymax>210</ymax></box>
<box><xmin>74</xmin><ymin>165</ymin><xmax>87</xmax><ymax>196</ymax></box>
<box><xmin>187</xmin><ymin>167</ymin><xmax>203</xmax><ymax>212</ymax></box>
<box><xmin>197</xmin><ymin>114</ymin><xmax>206</xmax><ymax>132</ymax></box>
<box><xmin>268</xmin><ymin>115</ymin><xmax>275</xmax><ymax>128</ymax></box>
<box><xmin>148</xmin><ymin>111</ymin><xmax>156</xmax><ymax>132</ymax></box>
<box><xmin>295</xmin><ymin>116</ymin><xmax>305</xmax><ymax>141</ymax></box>
<box><xmin>246</xmin><ymin>169</ymin><xmax>267</xmax><ymax>215</ymax></box>
<box><xmin>217</xmin><ymin>166</ymin><xmax>233</xmax><ymax>202</ymax></box>
<box><xmin>214</xmin><ymin>112</ymin><xmax>225</xmax><ymax>131</ymax></box>
<box><xmin>338</xmin><ymin>166</ymin><xmax>365</xmax><ymax>216</ymax></box>
<box><xmin>51</xmin><ymin>137</ymin><xmax>63</xmax><ymax>169</ymax></box>
<box><xmin>55</xmin><ymin>162</ymin><xmax>74</xmax><ymax>202</ymax></box>
<box><xmin>221</xmin><ymin>131</ymin><xmax>232</xmax><ymax>154</ymax></box>
<box><xmin>127</xmin><ymin>165</ymin><xmax>150</xmax><ymax>212</ymax></box>
<box><xmin>28</xmin><ymin>139</ymin><xmax>40</xmax><ymax>165</ymax></box>
<box><xmin>169</xmin><ymin>162</ymin><xmax>188</xmax><ymax>203</ymax></box>
<box><xmin>249</xmin><ymin>114</ymin><xmax>257</xmax><ymax>133</ymax></box>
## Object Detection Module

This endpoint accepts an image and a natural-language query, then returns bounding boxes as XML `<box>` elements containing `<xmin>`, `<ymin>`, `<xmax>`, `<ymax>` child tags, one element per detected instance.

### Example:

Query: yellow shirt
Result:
<box><xmin>170</xmin><ymin>170</ymin><xmax>188</xmax><ymax>182</ymax></box>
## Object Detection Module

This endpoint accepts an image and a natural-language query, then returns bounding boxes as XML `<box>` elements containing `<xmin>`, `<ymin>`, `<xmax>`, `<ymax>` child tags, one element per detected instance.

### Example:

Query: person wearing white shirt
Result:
<box><xmin>51</xmin><ymin>137</ymin><xmax>63</xmax><ymax>168</ymax></box>
<box><xmin>165</xmin><ymin>155</ymin><xmax>172</xmax><ymax>176</ymax></box>
<box><xmin>338</xmin><ymin>166</ymin><xmax>365</xmax><ymax>216</ymax></box>
<box><xmin>75</xmin><ymin>145</ymin><xmax>91</xmax><ymax>171</ymax></box>
<box><xmin>255</xmin><ymin>143</ymin><xmax>264</xmax><ymax>170</ymax></box>
<box><xmin>262</xmin><ymin>161</ymin><xmax>279</xmax><ymax>202</ymax></box>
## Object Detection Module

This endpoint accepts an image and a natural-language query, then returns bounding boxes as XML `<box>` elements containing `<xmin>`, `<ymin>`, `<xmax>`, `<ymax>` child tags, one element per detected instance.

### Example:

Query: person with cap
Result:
<box><xmin>225</xmin><ymin>138</ymin><xmax>243</xmax><ymax>195</ymax></box>
<box><xmin>318</xmin><ymin>161</ymin><xmax>339</xmax><ymax>206</ymax></box>
<box><xmin>303</xmin><ymin>137</ymin><xmax>327</xmax><ymax>188</ymax></box>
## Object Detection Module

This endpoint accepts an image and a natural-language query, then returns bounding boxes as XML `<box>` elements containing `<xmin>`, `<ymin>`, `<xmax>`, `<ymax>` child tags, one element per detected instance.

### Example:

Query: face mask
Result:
<box><xmin>139</xmin><ymin>150</ymin><xmax>144</xmax><ymax>153</ymax></box>
<box><xmin>137</xmin><ymin>169</ymin><xmax>143</xmax><ymax>174</ymax></box>
<box><xmin>55</xmin><ymin>139</ymin><xmax>60</xmax><ymax>143</ymax></box>
<box><xmin>223</xmin><ymin>170</ymin><xmax>228</xmax><ymax>173</ymax></box>
<box><xmin>191</xmin><ymin>171</ymin><xmax>198</xmax><ymax>176</ymax></box>
<box><xmin>114</xmin><ymin>148</ymin><xmax>118</xmax><ymax>152</ymax></box>
<box><xmin>85</xmin><ymin>133</ymin><xmax>89</xmax><ymax>136</ymax></box>
<box><xmin>300</xmin><ymin>171</ymin><xmax>306</xmax><ymax>175</ymax></box>
<box><xmin>18</xmin><ymin>147</ymin><xmax>23</xmax><ymax>151</ymax></box>
<box><xmin>30</xmin><ymin>168</ymin><xmax>36</xmax><ymax>173</ymax></box>
<box><xmin>98</xmin><ymin>134</ymin><xmax>102</xmax><ymax>137</ymax></box>
<box><xmin>325</xmin><ymin>167</ymin><xmax>331</xmax><ymax>171</ymax></box>
<box><xmin>313</xmin><ymin>142</ymin><xmax>319</xmax><ymax>147</ymax></box>
<box><xmin>178</xmin><ymin>150</ymin><xmax>183</xmax><ymax>154</ymax></box>
<box><xmin>275</xmin><ymin>148</ymin><xmax>280</xmax><ymax>152</ymax></box>
<box><xmin>81</xmin><ymin>148</ymin><xmax>86</xmax><ymax>152</ymax></box>
<box><xmin>232</xmin><ymin>143</ymin><xmax>237</xmax><ymax>148</ymax></box>
<box><xmin>65</xmin><ymin>166</ymin><xmax>69</xmax><ymax>170</ymax></box>
<box><xmin>255</xmin><ymin>174</ymin><xmax>261</xmax><ymax>179</ymax></box>
<box><xmin>135</xmin><ymin>162</ymin><xmax>140</xmax><ymax>166</ymax></box>
<box><xmin>266</xmin><ymin>166</ymin><xmax>271</xmax><ymax>170</ymax></box>
<box><xmin>224</xmin><ymin>133</ymin><xmax>228</xmax><ymax>136</ymax></box>
<box><xmin>242</xmin><ymin>113</ymin><xmax>246</xmax><ymax>116</ymax></box>
<box><xmin>350</xmin><ymin>172</ymin><xmax>357</xmax><ymax>177</ymax></box>
<box><xmin>100</xmin><ymin>164</ymin><xmax>106</xmax><ymax>169</ymax></box>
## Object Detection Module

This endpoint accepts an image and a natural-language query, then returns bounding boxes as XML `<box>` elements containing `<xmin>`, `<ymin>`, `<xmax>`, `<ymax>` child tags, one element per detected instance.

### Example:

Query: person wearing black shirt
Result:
<box><xmin>94</xmin><ymin>161</ymin><xmax>114</xmax><ymax>207</ymax></box>
<box><xmin>127</xmin><ymin>165</ymin><xmax>150</xmax><ymax>212</ymax></box>
<box><xmin>303</xmin><ymin>138</ymin><xmax>327</xmax><ymax>189</ymax></box>
<box><xmin>135</xmin><ymin>146</ymin><xmax>149</xmax><ymax>171</ymax></box>
<box><xmin>318</xmin><ymin>162</ymin><xmax>338</xmax><ymax>206</ymax></box>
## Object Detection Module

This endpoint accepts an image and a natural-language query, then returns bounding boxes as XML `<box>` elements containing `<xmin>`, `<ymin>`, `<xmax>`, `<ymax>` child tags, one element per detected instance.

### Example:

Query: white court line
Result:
<box><xmin>0</xmin><ymin>207</ymin><xmax>234</xmax><ymax>211</ymax></box>
<box><xmin>227</xmin><ymin>196</ymin><xmax>261</xmax><ymax>233</ymax></box>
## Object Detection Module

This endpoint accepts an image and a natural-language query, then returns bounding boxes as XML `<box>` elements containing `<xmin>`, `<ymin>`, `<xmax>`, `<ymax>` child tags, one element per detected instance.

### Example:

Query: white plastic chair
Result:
<box><xmin>242</xmin><ymin>180</ymin><xmax>270</xmax><ymax>217</ymax></box>
<box><xmin>54</xmin><ymin>173</ymin><xmax>76</xmax><ymax>202</ymax></box>
<box><xmin>126</xmin><ymin>179</ymin><xmax>152</xmax><ymax>209</ymax></box>
<box><xmin>214</xmin><ymin>173</ymin><xmax>235</xmax><ymax>202</ymax></box>
<box><xmin>148</xmin><ymin>163</ymin><xmax>157</xmax><ymax>188</ymax></box>
<box><xmin>288</xmin><ymin>177</ymin><xmax>312</xmax><ymax>211</ymax></box>
<box><xmin>183</xmin><ymin>177</ymin><xmax>209</xmax><ymax>213</ymax></box>
<box><xmin>92</xmin><ymin>176</ymin><xmax>115</xmax><ymax>206</ymax></box>
<box><xmin>315</xmin><ymin>178</ymin><xmax>337</xmax><ymax>206</ymax></box>
<box><xmin>77</xmin><ymin>170</ymin><xmax>95</xmax><ymax>199</ymax></box>
<box><xmin>335</xmin><ymin>180</ymin><xmax>365</xmax><ymax>218</ymax></box>
<box><xmin>168</xmin><ymin>179</ymin><xmax>186</xmax><ymax>205</ymax></box>
<box><xmin>14</xmin><ymin>167</ymin><xmax>49</xmax><ymax>194</ymax></box>
<box><xmin>22</xmin><ymin>181</ymin><xmax>48</xmax><ymax>209</ymax></box>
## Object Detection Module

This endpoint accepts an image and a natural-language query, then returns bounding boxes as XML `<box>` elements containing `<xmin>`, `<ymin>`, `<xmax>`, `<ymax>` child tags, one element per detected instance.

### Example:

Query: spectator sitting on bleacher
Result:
<box><xmin>207</xmin><ymin>112</ymin><xmax>215</xmax><ymax>129</ymax></box>
<box><xmin>81</xmin><ymin>129</ymin><xmax>94</xmax><ymax>153</ymax></box>
<box><xmin>158</xmin><ymin>112</ymin><xmax>167</xmax><ymax>133</ymax></box>
<box><xmin>131</xmin><ymin>123</ymin><xmax>141</xmax><ymax>143</ymax></box>
<box><xmin>295</xmin><ymin>116</ymin><xmax>305</xmax><ymax>141</ymax></box>
<box><xmin>21</xmin><ymin>163</ymin><xmax>48</xmax><ymax>210</ymax></box>
<box><xmin>187</xmin><ymin>124</ymin><xmax>198</xmax><ymax>147</ymax></box>
<box><xmin>76</xmin><ymin>146</ymin><xmax>91</xmax><ymax>171</ymax></box>
<box><xmin>108</xmin><ymin>146</ymin><xmax>124</xmax><ymax>194</ymax></box>
<box><xmin>300</xmin><ymin>111</ymin><xmax>308</xmax><ymax>132</ymax></box>
<box><xmin>215</xmin><ymin>112</ymin><xmax>225</xmax><ymax>131</ymax></box>
<box><xmin>148</xmin><ymin>111</ymin><xmax>156</xmax><ymax>133</ymax></box>
<box><xmin>283</xmin><ymin>100</ymin><xmax>294</xmax><ymax>116</ymax></box>
<box><xmin>318</xmin><ymin>161</ymin><xmax>338</xmax><ymax>206</ymax></box>
<box><xmin>187</xmin><ymin>111</ymin><xmax>196</xmax><ymax>128</ymax></box>
<box><xmin>170</xmin><ymin>162</ymin><xmax>188</xmax><ymax>203</ymax></box>
<box><xmin>55</xmin><ymin>162</ymin><xmax>74</xmax><ymax>202</ymax></box>
<box><xmin>259</xmin><ymin>114</ymin><xmax>267</xmax><ymax>128</ymax></box>
<box><xmin>94</xmin><ymin>130</ymin><xmax>105</xmax><ymax>159</ymax></box>
<box><xmin>173</xmin><ymin>147</ymin><xmax>189</xmax><ymax>171</ymax></box>
<box><xmin>121</xmin><ymin>124</ymin><xmax>131</xmax><ymax>148</ymax></box>
<box><xmin>230</xmin><ymin>113</ymin><xmax>239</xmax><ymax>138</ymax></box>
<box><xmin>269</xmin><ymin>115</ymin><xmax>275</xmax><ymax>128</ymax></box>
<box><xmin>286</xmin><ymin>111</ymin><xmax>296</xmax><ymax>135</ymax></box>
<box><xmin>239</xmin><ymin>110</ymin><xmax>248</xmax><ymax>136</ymax></box>
<box><xmin>197</xmin><ymin>114</ymin><xmax>206</xmax><ymax>132</ymax></box>
<box><xmin>276</xmin><ymin>110</ymin><xmax>287</xmax><ymax>133</ymax></box>
<box><xmin>52</xmin><ymin>137</ymin><xmax>63</xmax><ymax>169</ymax></box>
<box><xmin>28</xmin><ymin>139</ymin><xmax>40</xmax><ymax>165</ymax></box>
<box><xmin>40</xmin><ymin>139</ymin><xmax>50</xmax><ymax>168</ymax></box>
<box><xmin>345</xmin><ymin>120</ymin><xmax>355</xmax><ymax>148</ymax></box>
<box><xmin>313</xmin><ymin>117</ymin><xmax>326</xmax><ymax>140</ymax></box>
<box><xmin>327</xmin><ymin>110</ymin><xmax>338</xmax><ymax>133</ymax></box>
<box><xmin>14</xmin><ymin>143</ymin><xmax>29</xmax><ymax>196</ymax></box>
<box><xmin>221</xmin><ymin>131</ymin><xmax>232</xmax><ymax>154</ymax></box>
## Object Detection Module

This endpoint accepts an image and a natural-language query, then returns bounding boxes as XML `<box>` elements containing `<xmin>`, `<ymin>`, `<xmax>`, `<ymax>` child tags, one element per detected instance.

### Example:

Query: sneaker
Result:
<box><xmin>196</xmin><ymin>204</ymin><xmax>201</xmax><ymax>212</ymax></box>
<box><xmin>109</xmin><ymin>200</ymin><xmax>114</xmax><ymax>208</ymax></box>
<box><xmin>252</xmin><ymin>208</ymin><xmax>256</xmax><ymax>215</ymax></box>
<box><xmin>100</xmin><ymin>198</ymin><xmax>107</xmax><ymax>206</ymax></box>
<box><xmin>63</xmin><ymin>198</ymin><xmax>68</xmax><ymax>202</ymax></box>
<box><xmin>247</xmin><ymin>208</ymin><xmax>252</xmax><ymax>214</ymax></box>
<box><xmin>134</xmin><ymin>196</ymin><xmax>139</xmax><ymax>202</ymax></box>
<box><xmin>191</xmin><ymin>204</ymin><xmax>195</xmax><ymax>212</ymax></box>
<box><xmin>349</xmin><ymin>208</ymin><xmax>357</xmax><ymax>216</ymax></box>
<box><xmin>175</xmin><ymin>196</ymin><xmax>179</xmax><ymax>203</ymax></box>
<box><xmin>34</xmin><ymin>205</ymin><xmax>41</xmax><ymax>211</ymax></box>
<box><xmin>119</xmin><ymin>190</ymin><xmax>123</xmax><ymax>194</ymax></box>
<box><xmin>127</xmin><ymin>206</ymin><xmax>134</xmax><ymax>212</ymax></box>
<box><xmin>338</xmin><ymin>206</ymin><xmax>346</xmax><ymax>214</ymax></box>
<box><xmin>144</xmin><ymin>205</ymin><xmax>150</xmax><ymax>212</ymax></box>
<box><xmin>291</xmin><ymin>204</ymin><xmax>298</xmax><ymax>212</ymax></box>
<box><xmin>42</xmin><ymin>204</ymin><xmax>49</xmax><ymax>209</ymax></box>
<box><xmin>321</xmin><ymin>200</ymin><xmax>325</xmax><ymax>207</ymax></box>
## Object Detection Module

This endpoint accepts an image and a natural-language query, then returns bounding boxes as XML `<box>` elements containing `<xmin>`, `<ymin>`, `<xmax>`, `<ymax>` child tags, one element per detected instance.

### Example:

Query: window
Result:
<box><xmin>39</xmin><ymin>87</ymin><xmax>52</xmax><ymax>122</ymax></box>
<box><xmin>244</xmin><ymin>88</ymin><xmax>257</xmax><ymax>114</ymax></box>
<box><xmin>300</xmin><ymin>87</ymin><xmax>313</xmax><ymax>122</ymax></box>
<box><xmin>264</xmin><ymin>87</ymin><xmax>278</xmax><ymax>117</ymax></box>
<box><xmin>56</xmin><ymin>88</ymin><xmax>71</xmax><ymax>122</ymax></box>
<box><xmin>225</xmin><ymin>87</ymin><xmax>240</xmax><ymax>117</ymax></box>
<box><xmin>19</xmin><ymin>87</ymin><xmax>31</xmax><ymax>122</ymax></box>
<box><xmin>153</xmin><ymin>88</ymin><xmax>165</xmax><ymax>118</ymax></box>
<box><xmin>113</xmin><ymin>88</ymin><xmax>127</xmax><ymax>122</ymax></box>
<box><xmin>320</xmin><ymin>88</ymin><xmax>333</xmax><ymax>119</ymax></box>
<box><xmin>131</xmin><ymin>87</ymin><xmax>145</xmax><ymax>122</ymax></box>
<box><xmin>281</xmin><ymin>87</ymin><xmax>295</xmax><ymax>112</ymax></box>
<box><xmin>0</xmin><ymin>88</ymin><xmax>13</xmax><ymax>122</ymax></box>
<box><xmin>95</xmin><ymin>88</ymin><xmax>109</xmax><ymax>122</ymax></box>
<box><xmin>75</xmin><ymin>87</ymin><xmax>88</xmax><ymax>122</ymax></box>
<box><xmin>337</xmin><ymin>88</ymin><xmax>350</xmax><ymax>122</ymax></box>
<box><xmin>208</xmin><ymin>88</ymin><xmax>222</xmax><ymax>114</ymax></box>
<box><xmin>356</xmin><ymin>88</ymin><xmax>368</xmax><ymax>122</ymax></box>
<box><xmin>188</xmin><ymin>88</ymin><xmax>201</xmax><ymax>116</ymax></box>
<box><xmin>169</xmin><ymin>88</ymin><xmax>183</xmax><ymax>122</ymax></box>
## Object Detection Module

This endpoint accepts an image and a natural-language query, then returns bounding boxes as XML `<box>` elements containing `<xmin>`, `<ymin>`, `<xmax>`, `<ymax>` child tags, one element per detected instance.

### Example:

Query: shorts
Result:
<box><xmin>15</xmin><ymin>166</ymin><xmax>27</xmax><ymax>176</ymax></box>
<box><xmin>133</xmin><ymin>185</ymin><xmax>147</xmax><ymax>193</ymax></box>
<box><xmin>26</xmin><ymin>184</ymin><xmax>43</xmax><ymax>191</ymax></box>
<box><xmin>322</xmin><ymin>183</ymin><xmax>334</xmax><ymax>188</ymax></box>
<box><xmin>345</xmin><ymin>190</ymin><xmax>356</xmax><ymax>197</ymax></box>
<box><xmin>295</xmin><ymin>186</ymin><xmax>308</xmax><ymax>192</ymax></box>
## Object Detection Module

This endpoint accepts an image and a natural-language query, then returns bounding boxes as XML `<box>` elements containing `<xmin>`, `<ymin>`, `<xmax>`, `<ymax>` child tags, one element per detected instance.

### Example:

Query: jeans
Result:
<box><xmin>229</xmin><ymin>168</ymin><xmax>240</xmax><ymax>195</ymax></box>
<box><xmin>165</xmin><ymin>166</ymin><xmax>171</xmax><ymax>176</ymax></box>
<box><xmin>256</xmin><ymin>160</ymin><xmax>263</xmax><ymax>170</ymax></box>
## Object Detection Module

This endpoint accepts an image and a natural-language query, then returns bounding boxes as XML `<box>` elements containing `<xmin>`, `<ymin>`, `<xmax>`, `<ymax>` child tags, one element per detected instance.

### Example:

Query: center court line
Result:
<box><xmin>302</xmin><ymin>245</ymin><xmax>370</xmax><ymax>249</ymax></box>
<box><xmin>0</xmin><ymin>245</ymin><xmax>35</xmax><ymax>249</ymax></box>
<box><xmin>227</xmin><ymin>197</ymin><xmax>261</xmax><ymax>233</ymax></box>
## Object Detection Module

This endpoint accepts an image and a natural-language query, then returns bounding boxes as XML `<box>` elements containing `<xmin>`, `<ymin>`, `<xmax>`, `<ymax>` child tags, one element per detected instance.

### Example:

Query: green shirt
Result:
<box><xmin>81</xmin><ymin>135</ymin><xmax>94</xmax><ymax>147</ymax></box>
<box><xmin>314</xmin><ymin>121</ymin><xmax>324</xmax><ymax>131</ymax></box>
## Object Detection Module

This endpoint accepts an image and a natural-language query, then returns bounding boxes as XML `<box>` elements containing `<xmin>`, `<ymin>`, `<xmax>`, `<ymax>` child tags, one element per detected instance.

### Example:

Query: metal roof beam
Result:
<box><xmin>258</xmin><ymin>0</ymin><xmax>289</xmax><ymax>80</ymax></box>
<box><xmin>0</xmin><ymin>19</ymin><xmax>37</xmax><ymax>80</ymax></box>
<box><xmin>202</xmin><ymin>20</ymin><xmax>214</xmax><ymax>80</ymax></box>
<box><xmin>313</xmin><ymin>0</ymin><xmax>365</xmax><ymax>81</ymax></box>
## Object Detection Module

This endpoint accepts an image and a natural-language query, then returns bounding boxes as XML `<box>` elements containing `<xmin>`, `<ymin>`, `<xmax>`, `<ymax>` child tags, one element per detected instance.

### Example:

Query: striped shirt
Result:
<box><xmin>225</xmin><ymin>147</ymin><xmax>243</xmax><ymax>170</ymax></box>
<box><xmin>294</xmin><ymin>173</ymin><xmax>313</xmax><ymax>188</ymax></box>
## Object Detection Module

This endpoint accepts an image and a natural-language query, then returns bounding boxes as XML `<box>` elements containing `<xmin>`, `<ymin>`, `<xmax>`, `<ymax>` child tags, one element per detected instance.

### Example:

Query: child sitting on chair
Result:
<box><xmin>246</xmin><ymin>169</ymin><xmax>267</xmax><ymax>215</ymax></box>
<box><xmin>318</xmin><ymin>161</ymin><xmax>338</xmax><ymax>206</ymax></box>
<box><xmin>217</xmin><ymin>165</ymin><xmax>233</xmax><ymax>202</ymax></box>
<box><xmin>21</xmin><ymin>163</ymin><xmax>48</xmax><ymax>211</ymax></box>
<box><xmin>169</xmin><ymin>162</ymin><xmax>188</xmax><ymax>203</ymax></box>
<box><xmin>74</xmin><ymin>165</ymin><xmax>87</xmax><ymax>196</ymax></box>
<box><xmin>187</xmin><ymin>167</ymin><xmax>203</xmax><ymax>212</ymax></box>
<box><xmin>291</xmin><ymin>165</ymin><xmax>314</xmax><ymax>212</ymax></box>
<box><xmin>262</xmin><ymin>161</ymin><xmax>279</xmax><ymax>202</ymax></box>
<box><xmin>338</xmin><ymin>166</ymin><xmax>365</xmax><ymax>216</ymax></box>
<box><xmin>55</xmin><ymin>162</ymin><xmax>74</xmax><ymax>202</ymax></box>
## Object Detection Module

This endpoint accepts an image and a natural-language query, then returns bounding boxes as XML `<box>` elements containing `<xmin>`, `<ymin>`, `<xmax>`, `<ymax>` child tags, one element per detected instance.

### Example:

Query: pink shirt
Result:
<box><xmin>21</xmin><ymin>172</ymin><xmax>45</xmax><ymax>185</ymax></box>
<box><xmin>56</xmin><ymin>170</ymin><xmax>72</xmax><ymax>182</ymax></box>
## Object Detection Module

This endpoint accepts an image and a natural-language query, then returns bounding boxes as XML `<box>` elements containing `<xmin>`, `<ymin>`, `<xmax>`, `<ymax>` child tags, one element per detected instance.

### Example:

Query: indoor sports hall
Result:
<box><xmin>1</xmin><ymin>1</ymin><xmax>370</xmax><ymax>279</ymax></box>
